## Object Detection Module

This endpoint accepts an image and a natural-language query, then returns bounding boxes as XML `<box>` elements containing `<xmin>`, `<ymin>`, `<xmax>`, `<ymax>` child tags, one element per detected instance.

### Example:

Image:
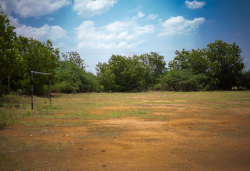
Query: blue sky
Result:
<box><xmin>1</xmin><ymin>0</ymin><xmax>250</xmax><ymax>74</ymax></box>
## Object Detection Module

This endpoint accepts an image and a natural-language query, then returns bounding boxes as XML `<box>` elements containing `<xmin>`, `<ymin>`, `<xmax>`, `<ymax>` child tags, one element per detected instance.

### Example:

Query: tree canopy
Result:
<box><xmin>166</xmin><ymin>40</ymin><xmax>245</xmax><ymax>90</ymax></box>
<box><xmin>1</xmin><ymin>5</ymin><xmax>250</xmax><ymax>95</ymax></box>
<box><xmin>96</xmin><ymin>52</ymin><xmax>166</xmax><ymax>92</ymax></box>
<box><xmin>0</xmin><ymin>8</ymin><xmax>19</xmax><ymax>96</ymax></box>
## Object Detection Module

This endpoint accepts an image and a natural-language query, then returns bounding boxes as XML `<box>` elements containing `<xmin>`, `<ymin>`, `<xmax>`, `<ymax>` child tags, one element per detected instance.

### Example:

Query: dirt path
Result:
<box><xmin>1</xmin><ymin>93</ymin><xmax>250</xmax><ymax>170</ymax></box>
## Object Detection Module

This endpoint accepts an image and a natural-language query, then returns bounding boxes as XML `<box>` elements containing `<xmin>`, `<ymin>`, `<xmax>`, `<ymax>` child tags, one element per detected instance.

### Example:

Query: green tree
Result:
<box><xmin>0</xmin><ymin>7</ymin><xmax>19</xmax><ymax>96</ymax></box>
<box><xmin>167</xmin><ymin>40</ymin><xmax>245</xmax><ymax>90</ymax></box>
<box><xmin>96</xmin><ymin>52</ymin><xmax>166</xmax><ymax>92</ymax></box>
<box><xmin>161</xmin><ymin>70</ymin><xmax>208</xmax><ymax>91</ymax></box>
<box><xmin>168</xmin><ymin>49</ymin><xmax>191</xmax><ymax>71</ymax></box>
<box><xmin>206</xmin><ymin>40</ymin><xmax>245</xmax><ymax>89</ymax></box>
<box><xmin>96</xmin><ymin>62</ymin><xmax>116</xmax><ymax>92</ymax></box>
<box><xmin>62</xmin><ymin>51</ymin><xmax>85</xmax><ymax>69</ymax></box>
<box><xmin>139</xmin><ymin>52</ymin><xmax>166</xmax><ymax>88</ymax></box>
<box><xmin>54</xmin><ymin>52</ymin><xmax>98</xmax><ymax>93</ymax></box>
<box><xmin>168</xmin><ymin>48</ymin><xmax>208</xmax><ymax>75</ymax></box>
<box><xmin>239</xmin><ymin>69</ymin><xmax>250</xmax><ymax>90</ymax></box>
<box><xmin>15</xmin><ymin>37</ymin><xmax>60</xmax><ymax>95</ymax></box>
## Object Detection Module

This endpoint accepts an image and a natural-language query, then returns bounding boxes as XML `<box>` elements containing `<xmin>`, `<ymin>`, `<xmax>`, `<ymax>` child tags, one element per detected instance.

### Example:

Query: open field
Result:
<box><xmin>1</xmin><ymin>91</ymin><xmax>250</xmax><ymax>170</ymax></box>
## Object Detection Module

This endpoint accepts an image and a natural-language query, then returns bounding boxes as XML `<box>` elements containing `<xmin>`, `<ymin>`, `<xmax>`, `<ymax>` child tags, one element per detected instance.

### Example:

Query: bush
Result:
<box><xmin>0</xmin><ymin>110</ymin><xmax>19</xmax><ymax>128</ymax></box>
<box><xmin>52</xmin><ymin>81</ymin><xmax>79</xmax><ymax>93</ymax></box>
<box><xmin>53</xmin><ymin>61</ymin><xmax>100</xmax><ymax>93</ymax></box>
<box><xmin>2</xmin><ymin>95</ymin><xmax>20</xmax><ymax>103</ymax></box>
<box><xmin>153</xmin><ymin>83</ymin><xmax>162</xmax><ymax>90</ymax></box>
<box><xmin>160</xmin><ymin>70</ymin><xmax>209</xmax><ymax>91</ymax></box>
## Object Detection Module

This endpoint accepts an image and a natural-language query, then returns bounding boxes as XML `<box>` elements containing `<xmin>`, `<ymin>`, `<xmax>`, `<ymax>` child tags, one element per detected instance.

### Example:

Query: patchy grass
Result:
<box><xmin>215</xmin><ymin>131</ymin><xmax>249</xmax><ymax>137</ymax></box>
<box><xmin>0</xmin><ymin>136</ymin><xmax>69</xmax><ymax>171</ymax></box>
<box><xmin>1</xmin><ymin>91</ymin><xmax>250</xmax><ymax>170</ymax></box>
<box><xmin>1</xmin><ymin>91</ymin><xmax>250</xmax><ymax>126</ymax></box>
<box><xmin>88</xmin><ymin>126</ymin><xmax>122</xmax><ymax>138</ymax></box>
<box><xmin>19</xmin><ymin>120</ymin><xmax>91</xmax><ymax>127</ymax></box>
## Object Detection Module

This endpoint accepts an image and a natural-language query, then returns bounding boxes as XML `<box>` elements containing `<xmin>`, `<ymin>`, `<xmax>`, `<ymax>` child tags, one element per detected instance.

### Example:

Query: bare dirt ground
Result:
<box><xmin>1</xmin><ymin>92</ymin><xmax>250</xmax><ymax>170</ymax></box>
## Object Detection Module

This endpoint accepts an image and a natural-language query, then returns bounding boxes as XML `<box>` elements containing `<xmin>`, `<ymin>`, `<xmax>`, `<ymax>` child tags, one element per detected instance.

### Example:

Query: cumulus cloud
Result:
<box><xmin>15</xmin><ymin>24</ymin><xmax>67</xmax><ymax>41</ymax></box>
<box><xmin>0</xmin><ymin>0</ymin><xmax>71</xmax><ymax>17</ymax></box>
<box><xmin>77</xmin><ymin>40</ymin><xmax>147</xmax><ymax>49</ymax></box>
<box><xmin>47</xmin><ymin>17</ymin><xmax>55</xmax><ymax>21</ymax></box>
<box><xmin>73</xmin><ymin>0</ymin><xmax>117</xmax><ymax>17</ymax></box>
<box><xmin>7</xmin><ymin>15</ymin><xmax>67</xmax><ymax>41</ymax></box>
<box><xmin>75</xmin><ymin>19</ymin><xmax>154</xmax><ymax>49</ymax></box>
<box><xmin>185</xmin><ymin>0</ymin><xmax>206</xmax><ymax>9</ymax></box>
<box><xmin>8</xmin><ymin>16</ymin><xmax>20</xmax><ymax>26</ymax></box>
<box><xmin>55</xmin><ymin>42</ymin><xmax>68</xmax><ymax>49</ymax></box>
<box><xmin>158</xmin><ymin>16</ymin><xmax>205</xmax><ymax>36</ymax></box>
<box><xmin>147</xmin><ymin>14</ymin><xmax>157</xmax><ymax>20</ymax></box>
<box><xmin>0</xmin><ymin>0</ymin><xmax>7</xmax><ymax>11</ymax></box>
<box><xmin>5</xmin><ymin>13</ymin><xmax>67</xmax><ymax>42</ymax></box>
<box><xmin>104</xmin><ymin>21</ymin><xmax>134</xmax><ymax>32</ymax></box>
<box><xmin>137</xmin><ymin>11</ymin><xmax>145</xmax><ymax>18</ymax></box>
<box><xmin>132</xmin><ymin>11</ymin><xmax>145</xmax><ymax>20</ymax></box>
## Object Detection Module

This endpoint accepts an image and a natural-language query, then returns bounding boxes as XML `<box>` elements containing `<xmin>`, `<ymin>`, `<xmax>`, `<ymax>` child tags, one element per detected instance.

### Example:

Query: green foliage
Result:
<box><xmin>17</xmin><ymin>37</ymin><xmax>60</xmax><ymax>95</ymax></box>
<box><xmin>167</xmin><ymin>40</ymin><xmax>245</xmax><ymax>90</ymax></box>
<box><xmin>1</xmin><ymin>34</ymin><xmax>60</xmax><ymax>95</ymax></box>
<box><xmin>0</xmin><ymin>110</ymin><xmax>18</xmax><ymax>128</ymax></box>
<box><xmin>168</xmin><ymin>48</ymin><xmax>208</xmax><ymax>75</ymax></box>
<box><xmin>0</xmin><ymin>7</ymin><xmax>19</xmax><ymax>96</ymax></box>
<box><xmin>61</xmin><ymin>51</ymin><xmax>85</xmax><ymax>69</ymax></box>
<box><xmin>240</xmin><ymin>70</ymin><xmax>250</xmax><ymax>89</ymax></box>
<box><xmin>53</xmin><ymin>54</ymin><xmax>99</xmax><ymax>93</ymax></box>
<box><xmin>96</xmin><ymin>52</ymin><xmax>166</xmax><ymax>92</ymax></box>
<box><xmin>139</xmin><ymin>52</ymin><xmax>166</xmax><ymax>88</ymax></box>
<box><xmin>0</xmin><ymin>3</ymin><xmax>248</xmax><ymax>94</ymax></box>
<box><xmin>0</xmin><ymin>94</ymin><xmax>21</xmax><ymax>128</ymax></box>
<box><xmin>206</xmin><ymin>40</ymin><xmax>245</xmax><ymax>89</ymax></box>
<box><xmin>161</xmin><ymin>70</ymin><xmax>209</xmax><ymax>91</ymax></box>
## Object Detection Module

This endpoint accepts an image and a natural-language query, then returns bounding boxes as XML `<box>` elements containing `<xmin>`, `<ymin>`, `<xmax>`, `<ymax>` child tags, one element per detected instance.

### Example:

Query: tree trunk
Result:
<box><xmin>0</xmin><ymin>74</ymin><xmax>3</xmax><ymax>97</ymax></box>
<box><xmin>8</xmin><ymin>74</ymin><xmax>10</xmax><ymax>94</ymax></box>
<box><xmin>0</xmin><ymin>82</ymin><xmax>2</xmax><ymax>97</ymax></box>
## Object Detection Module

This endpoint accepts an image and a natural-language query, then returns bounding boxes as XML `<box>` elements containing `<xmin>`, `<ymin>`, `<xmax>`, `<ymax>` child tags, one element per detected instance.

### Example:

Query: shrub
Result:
<box><xmin>160</xmin><ymin>70</ymin><xmax>209</xmax><ymax>91</ymax></box>
<box><xmin>53</xmin><ymin>61</ymin><xmax>99</xmax><ymax>93</ymax></box>
<box><xmin>0</xmin><ymin>110</ymin><xmax>19</xmax><ymax>128</ymax></box>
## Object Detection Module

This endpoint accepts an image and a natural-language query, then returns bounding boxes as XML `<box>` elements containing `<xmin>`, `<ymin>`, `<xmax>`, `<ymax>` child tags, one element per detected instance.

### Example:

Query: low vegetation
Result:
<box><xmin>1</xmin><ymin>5</ymin><xmax>250</xmax><ymax>97</ymax></box>
<box><xmin>0</xmin><ymin>92</ymin><xmax>250</xmax><ymax>170</ymax></box>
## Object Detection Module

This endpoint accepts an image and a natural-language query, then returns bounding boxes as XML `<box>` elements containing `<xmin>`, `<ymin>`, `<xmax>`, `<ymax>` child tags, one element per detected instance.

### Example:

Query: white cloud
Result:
<box><xmin>147</xmin><ymin>14</ymin><xmax>157</xmax><ymax>20</ymax></box>
<box><xmin>0</xmin><ymin>0</ymin><xmax>71</xmax><ymax>17</ymax></box>
<box><xmin>129</xmin><ymin>4</ymin><xmax>143</xmax><ymax>13</ymax></box>
<box><xmin>15</xmin><ymin>24</ymin><xmax>67</xmax><ymax>41</ymax></box>
<box><xmin>76</xmin><ymin>20</ymin><xmax>154</xmax><ymax>41</ymax></box>
<box><xmin>73</xmin><ymin>0</ymin><xmax>117</xmax><ymax>17</ymax></box>
<box><xmin>158</xmin><ymin>16</ymin><xmax>205</xmax><ymax>36</ymax></box>
<box><xmin>55</xmin><ymin>42</ymin><xmax>67</xmax><ymax>49</ymax></box>
<box><xmin>8</xmin><ymin>16</ymin><xmax>20</xmax><ymax>26</ymax></box>
<box><xmin>0</xmin><ymin>0</ymin><xmax>7</xmax><ymax>11</ymax></box>
<box><xmin>75</xmin><ymin>19</ymin><xmax>154</xmax><ymax>49</ymax></box>
<box><xmin>137</xmin><ymin>11</ymin><xmax>145</xmax><ymax>18</ymax></box>
<box><xmin>185</xmin><ymin>0</ymin><xmax>206</xmax><ymax>9</ymax></box>
<box><xmin>77</xmin><ymin>40</ymin><xmax>147</xmax><ymax>49</ymax></box>
<box><xmin>104</xmin><ymin>21</ymin><xmax>134</xmax><ymax>32</ymax></box>
<box><xmin>47</xmin><ymin>17</ymin><xmax>55</xmax><ymax>21</ymax></box>
<box><xmin>132</xmin><ymin>11</ymin><xmax>145</xmax><ymax>20</ymax></box>
<box><xmin>5</xmin><ymin>14</ymin><xmax>67</xmax><ymax>42</ymax></box>
<box><xmin>133</xmin><ymin>25</ymin><xmax>155</xmax><ymax>35</ymax></box>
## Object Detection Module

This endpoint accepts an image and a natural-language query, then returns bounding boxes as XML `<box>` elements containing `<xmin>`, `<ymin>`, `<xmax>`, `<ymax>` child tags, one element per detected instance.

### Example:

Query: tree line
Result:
<box><xmin>1</xmin><ymin>7</ymin><xmax>250</xmax><ymax>96</ymax></box>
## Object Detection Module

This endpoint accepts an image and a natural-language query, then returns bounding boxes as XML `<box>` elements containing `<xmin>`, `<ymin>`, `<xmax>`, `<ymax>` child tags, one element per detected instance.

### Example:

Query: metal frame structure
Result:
<box><xmin>31</xmin><ymin>71</ymin><xmax>51</xmax><ymax>110</ymax></box>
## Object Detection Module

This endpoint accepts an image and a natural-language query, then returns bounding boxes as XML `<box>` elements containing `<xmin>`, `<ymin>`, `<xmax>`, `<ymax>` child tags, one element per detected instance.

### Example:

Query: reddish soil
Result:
<box><xmin>1</xmin><ymin>102</ymin><xmax>250</xmax><ymax>170</ymax></box>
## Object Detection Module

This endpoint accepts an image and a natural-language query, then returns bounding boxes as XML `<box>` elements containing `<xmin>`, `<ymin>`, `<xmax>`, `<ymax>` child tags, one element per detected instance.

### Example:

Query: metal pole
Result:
<box><xmin>31</xmin><ymin>71</ymin><xmax>33</xmax><ymax>110</ymax></box>
<box><xmin>49</xmin><ymin>75</ymin><xmax>51</xmax><ymax>104</ymax></box>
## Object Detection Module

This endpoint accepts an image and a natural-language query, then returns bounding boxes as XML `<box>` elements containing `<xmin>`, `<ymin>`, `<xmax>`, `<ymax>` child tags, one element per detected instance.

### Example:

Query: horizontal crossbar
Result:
<box><xmin>31</xmin><ymin>71</ymin><xmax>51</xmax><ymax>76</ymax></box>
